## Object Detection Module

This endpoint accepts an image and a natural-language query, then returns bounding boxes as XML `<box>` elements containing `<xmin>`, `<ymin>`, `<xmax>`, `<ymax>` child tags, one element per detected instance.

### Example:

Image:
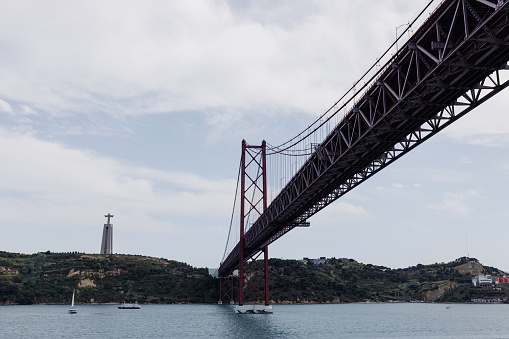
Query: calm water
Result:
<box><xmin>0</xmin><ymin>303</ymin><xmax>508</xmax><ymax>338</ymax></box>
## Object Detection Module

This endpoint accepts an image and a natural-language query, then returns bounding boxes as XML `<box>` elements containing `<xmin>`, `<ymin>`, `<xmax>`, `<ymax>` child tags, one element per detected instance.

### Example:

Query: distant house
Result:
<box><xmin>299</xmin><ymin>257</ymin><xmax>356</xmax><ymax>265</ymax></box>
<box><xmin>471</xmin><ymin>298</ymin><xmax>503</xmax><ymax>303</ymax></box>
<box><xmin>472</xmin><ymin>274</ymin><xmax>499</xmax><ymax>288</ymax></box>
<box><xmin>299</xmin><ymin>257</ymin><xmax>327</xmax><ymax>265</ymax></box>
<box><xmin>208</xmin><ymin>268</ymin><xmax>238</xmax><ymax>278</ymax></box>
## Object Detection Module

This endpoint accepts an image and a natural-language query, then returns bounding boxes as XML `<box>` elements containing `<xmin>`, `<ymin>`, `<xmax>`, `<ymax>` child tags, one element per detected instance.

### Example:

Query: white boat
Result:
<box><xmin>118</xmin><ymin>301</ymin><xmax>140</xmax><ymax>309</ymax></box>
<box><xmin>68</xmin><ymin>290</ymin><xmax>77</xmax><ymax>314</ymax></box>
<box><xmin>234</xmin><ymin>304</ymin><xmax>273</xmax><ymax>314</ymax></box>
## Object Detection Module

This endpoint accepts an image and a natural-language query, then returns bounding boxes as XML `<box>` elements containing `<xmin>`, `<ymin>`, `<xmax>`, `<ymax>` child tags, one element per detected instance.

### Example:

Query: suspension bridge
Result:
<box><xmin>218</xmin><ymin>0</ymin><xmax>509</xmax><ymax>313</ymax></box>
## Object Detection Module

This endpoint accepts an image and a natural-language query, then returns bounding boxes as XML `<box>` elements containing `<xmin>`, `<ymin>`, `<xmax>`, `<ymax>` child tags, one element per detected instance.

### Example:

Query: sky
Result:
<box><xmin>1</xmin><ymin>0</ymin><xmax>509</xmax><ymax>272</ymax></box>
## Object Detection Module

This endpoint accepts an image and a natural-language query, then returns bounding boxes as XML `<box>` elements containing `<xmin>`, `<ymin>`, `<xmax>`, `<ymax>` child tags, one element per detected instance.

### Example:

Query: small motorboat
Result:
<box><xmin>118</xmin><ymin>301</ymin><xmax>141</xmax><ymax>309</ymax></box>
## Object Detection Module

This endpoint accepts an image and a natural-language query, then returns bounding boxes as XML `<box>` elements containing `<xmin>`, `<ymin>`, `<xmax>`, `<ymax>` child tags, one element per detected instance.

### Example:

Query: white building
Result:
<box><xmin>472</xmin><ymin>275</ymin><xmax>499</xmax><ymax>288</ymax></box>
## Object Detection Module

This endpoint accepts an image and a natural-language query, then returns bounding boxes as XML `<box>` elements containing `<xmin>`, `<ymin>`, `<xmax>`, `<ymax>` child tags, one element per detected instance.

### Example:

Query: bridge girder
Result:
<box><xmin>220</xmin><ymin>0</ymin><xmax>509</xmax><ymax>277</ymax></box>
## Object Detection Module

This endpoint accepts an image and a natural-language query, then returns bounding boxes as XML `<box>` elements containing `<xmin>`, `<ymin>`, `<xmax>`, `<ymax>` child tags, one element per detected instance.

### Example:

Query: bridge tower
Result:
<box><xmin>235</xmin><ymin>140</ymin><xmax>272</xmax><ymax>314</ymax></box>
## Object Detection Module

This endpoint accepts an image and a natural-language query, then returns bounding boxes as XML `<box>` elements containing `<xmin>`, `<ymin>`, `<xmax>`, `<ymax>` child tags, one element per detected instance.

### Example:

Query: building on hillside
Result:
<box><xmin>472</xmin><ymin>274</ymin><xmax>499</xmax><ymax>288</ymax></box>
<box><xmin>299</xmin><ymin>257</ymin><xmax>321</xmax><ymax>264</ymax></box>
<box><xmin>208</xmin><ymin>268</ymin><xmax>238</xmax><ymax>278</ymax></box>
<box><xmin>299</xmin><ymin>257</ymin><xmax>356</xmax><ymax>265</ymax></box>
<box><xmin>471</xmin><ymin>298</ymin><xmax>503</xmax><ymax>303</ymax></box>
<box><xmin>299</xmin><ymin>257</ymin><xmax>327</xmax><ymax>265</ymax></box>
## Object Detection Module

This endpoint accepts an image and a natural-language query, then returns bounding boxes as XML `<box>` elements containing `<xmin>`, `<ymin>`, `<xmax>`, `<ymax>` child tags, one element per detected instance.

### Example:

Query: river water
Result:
<box><xmin>1</xmin><ymin>303</ymin><xmax>508</xmax><ymax>338</ymax></box>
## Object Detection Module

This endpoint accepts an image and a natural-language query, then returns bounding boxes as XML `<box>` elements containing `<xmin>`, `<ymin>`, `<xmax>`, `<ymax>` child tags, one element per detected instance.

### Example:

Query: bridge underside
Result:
<box><xmin>220</xmin><ymin>0</ymin><xmax>509</xmax><ymax>277</ymax></box>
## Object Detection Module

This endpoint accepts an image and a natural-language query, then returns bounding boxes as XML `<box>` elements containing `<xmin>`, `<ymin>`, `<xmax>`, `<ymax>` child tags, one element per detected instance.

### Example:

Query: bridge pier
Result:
<box><xmin>234</xmin><ymin>304</ymin><xmax>273</xmax><ymax>314</ymax></box>
<box><xmin>218</xmin><ymin>275</ymin><xmax>234</xmax><ymax>305</ymax></box>
<box><xmin>235</xmin><ymin>245</ymin><xmax>272</xmax><ymax>313</ymax></box>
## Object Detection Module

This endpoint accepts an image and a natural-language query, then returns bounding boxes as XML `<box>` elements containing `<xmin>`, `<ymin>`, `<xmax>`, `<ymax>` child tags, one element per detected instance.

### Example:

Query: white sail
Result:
<box><xmin>68</xmin><ymin>290</ymin><xmax>77</xmax><ymax>314</ymax></box>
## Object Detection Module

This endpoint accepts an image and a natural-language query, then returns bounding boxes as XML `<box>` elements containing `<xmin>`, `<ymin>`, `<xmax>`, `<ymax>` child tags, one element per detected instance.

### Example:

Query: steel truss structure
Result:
<box><xmin>220</xmin><ymin>0</ymin><xmax>509</xmax><ymax>276</ymax></box>
<box><xmin>218</xmin><ymin>275</ymin><xmax>234</xmax><ymax>304</ymax></box>
<box><xmin>235</xmin><ymin>140</ymin><xmax>270</xmax><ymax>306</ymax></box>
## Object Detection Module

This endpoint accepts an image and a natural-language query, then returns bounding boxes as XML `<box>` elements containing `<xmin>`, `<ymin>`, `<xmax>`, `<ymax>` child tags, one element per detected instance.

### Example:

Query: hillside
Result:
<box><xmin>0</xmin><ymin>251</ymin><xmax>216</xmax><ymax>304</ymax></box>
<box><xmin>0</xmin><ymin>252</ymin><xmax>507</xmax><ymax>305</ymax></box>
<box><xmin>262</xmin><ymin>257</ymin><xmax>508</xmax><ymax>304</ymax></box>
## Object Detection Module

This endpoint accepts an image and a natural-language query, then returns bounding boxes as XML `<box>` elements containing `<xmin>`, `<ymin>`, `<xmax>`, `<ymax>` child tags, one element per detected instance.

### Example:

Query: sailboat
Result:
<box><xmin>68</xmin><ymin>290</ymin><xmax>77</xmax><ymax>314</ymax></box>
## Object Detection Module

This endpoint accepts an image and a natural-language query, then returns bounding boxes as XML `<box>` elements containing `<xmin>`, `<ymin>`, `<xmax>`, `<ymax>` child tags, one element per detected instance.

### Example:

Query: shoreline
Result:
<box><xmin>2</xmin><ymin>300</ymin><xmax>507</xmax><ymax>306</ymax></box>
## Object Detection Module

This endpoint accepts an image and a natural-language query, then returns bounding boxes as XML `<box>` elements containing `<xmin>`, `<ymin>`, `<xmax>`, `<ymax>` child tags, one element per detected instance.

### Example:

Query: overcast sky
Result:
<box><xmin>1</xmin><ymin>0</ymin><xmax>508</xmax><ymax>272</ymax></box>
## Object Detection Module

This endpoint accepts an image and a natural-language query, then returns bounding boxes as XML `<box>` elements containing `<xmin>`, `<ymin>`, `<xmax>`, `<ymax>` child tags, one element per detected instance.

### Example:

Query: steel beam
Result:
<box><xmin>220</xmin><ymin>0</ymin><xmax>509</xmax><ymax>276</ymax></box>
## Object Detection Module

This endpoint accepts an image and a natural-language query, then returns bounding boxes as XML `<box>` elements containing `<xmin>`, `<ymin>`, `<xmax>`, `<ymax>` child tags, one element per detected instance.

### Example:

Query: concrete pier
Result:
<box><xmin>234</xmin><ymin>305</ymin><xmax>273</xmax><ymax>314</ymax></box>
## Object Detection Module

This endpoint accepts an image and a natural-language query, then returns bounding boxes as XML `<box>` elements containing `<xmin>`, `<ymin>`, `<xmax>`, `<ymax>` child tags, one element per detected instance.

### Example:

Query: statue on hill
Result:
<box><xmin>100</xmin><ymin>213</ymin><xmax>114</xmax><ymax>255</ymax></box>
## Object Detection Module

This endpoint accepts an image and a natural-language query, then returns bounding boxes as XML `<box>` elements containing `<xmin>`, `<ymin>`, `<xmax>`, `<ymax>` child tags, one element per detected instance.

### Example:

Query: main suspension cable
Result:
<box><xmin>266</xmin><ymin>0</ymin><xmax>436</xmax><ymax>156</ymax></box>
<box><xmin>221</xmin><ymin>157</ymin><xmax>242</xmax><ymax>264</ymax></box>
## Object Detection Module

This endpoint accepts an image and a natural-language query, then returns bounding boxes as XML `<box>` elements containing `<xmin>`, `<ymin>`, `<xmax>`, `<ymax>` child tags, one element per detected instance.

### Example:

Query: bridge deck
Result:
<box><xmin>220</xmin><ymin>0</ymin><xmax>509</xmax><ymax>276</ymax></box>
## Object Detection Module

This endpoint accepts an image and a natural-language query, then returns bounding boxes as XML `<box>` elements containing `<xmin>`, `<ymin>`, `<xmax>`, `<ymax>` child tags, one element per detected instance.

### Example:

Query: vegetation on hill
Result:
<box><xmin>0</xmin><ymin>252</ymin><xmax>507</xmax><ymax>305</ymax></box>
<box><xmin>257</xmin><ymin>257</ymin><xmax>508</xmax><ymax>304</ymax></box>
<box><xmin>0</xmin><ymin>251</ymin><xmax>216</xmax><ymax>304</ymax></box>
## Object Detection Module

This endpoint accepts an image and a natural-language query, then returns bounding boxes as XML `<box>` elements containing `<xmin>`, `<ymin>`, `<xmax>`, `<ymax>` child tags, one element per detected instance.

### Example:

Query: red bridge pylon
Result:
<box><xmin>236</xmin><ymin>140</ymin><xmax>272</xmax><ymax>314</ymax></box>
<box><xmin>218</xmin><ymin>275</ymin><xmax>234</xmax><ymax>305</ymax></box>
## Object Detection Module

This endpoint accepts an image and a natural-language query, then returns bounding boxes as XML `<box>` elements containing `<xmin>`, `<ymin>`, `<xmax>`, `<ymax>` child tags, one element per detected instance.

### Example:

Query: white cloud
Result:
<box><xmin>427</xmin><ymin>190</ymin><xmax>481</xmax><ymax>217</ymax></box>
<box><xmin>135</xmin><ymin>168</ymin><xmax>234</xmax><ymax>193</ymax></box>
<box><xmin>0</xmin><ymin>0</ymin><xmax>419</xmax><ymax>134</ymax></box>
<box><xmin>426</xmin><ymin>169</ymin><xmax>473</xmax><ymax>183</ymax></box>
<box><xmin>322</xmin><ymin>201</ymin><xmax>368</xmax><ymax>217</ymax></box>
<box><xmin>0</xmin><ymin>98</ymin><xmax>12</xmax><ymax>114</ymax></box>
<box><xmin>20</xmin><ymin>105</ymin><xmax>36</xmax><ymax>116</ymax></box>
<box><xmin>0</xmin><ymin>129</ymin><xmax>232</xmax><ymax>234</ymax></box>
<box><xmin>454</xmin><ymin>134</ymin><xmax>509</xmax><ymax>148</ymax></box>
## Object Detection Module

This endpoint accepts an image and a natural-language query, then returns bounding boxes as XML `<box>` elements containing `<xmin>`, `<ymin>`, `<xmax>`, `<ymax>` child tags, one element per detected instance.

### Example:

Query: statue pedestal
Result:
<box><xmin>100</xmin><ymin>223</ymin><xmax>113</xmax><ymax>254</ymax></box>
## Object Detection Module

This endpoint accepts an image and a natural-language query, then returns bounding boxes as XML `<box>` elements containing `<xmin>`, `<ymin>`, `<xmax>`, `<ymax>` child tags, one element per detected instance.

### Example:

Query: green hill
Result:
<box><xmin>261</xmin><ymin>257</ymin><xmax>508</xmax><ymax>304</ymax></box>
<box><xmin>0</xmin><ymin>252</ymin><xmax>507</xmax><ymax>305</ymax></box>
<box><xmin>0</xmin><ymin>251</ymin><xmax>216</xmax><ymax>304</ymax></box>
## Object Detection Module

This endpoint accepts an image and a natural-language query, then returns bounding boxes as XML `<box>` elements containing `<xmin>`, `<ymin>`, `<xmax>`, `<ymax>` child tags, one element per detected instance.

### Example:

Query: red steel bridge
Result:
<box><xmin>218</xmin><ymin>0</ymin><xmax>509</xmax><ymax>311</ymax></box>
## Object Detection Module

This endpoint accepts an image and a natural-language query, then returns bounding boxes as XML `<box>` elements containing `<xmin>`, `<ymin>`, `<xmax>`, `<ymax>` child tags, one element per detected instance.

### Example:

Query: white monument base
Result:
<box><xmin>234</xmin><ymin>304</ymin><xmax>273</xmax><ymax>314</ymax></box>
